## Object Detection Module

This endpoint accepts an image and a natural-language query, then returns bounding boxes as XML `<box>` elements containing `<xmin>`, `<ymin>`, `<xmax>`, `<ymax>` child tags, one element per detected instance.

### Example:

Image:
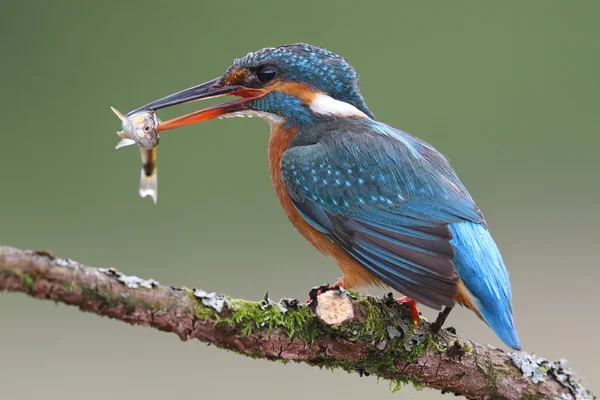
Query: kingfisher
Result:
<box><xmin>130</xmin><ymin>43</ymin><xmax>520</xmax><ymax>349</ymax></box>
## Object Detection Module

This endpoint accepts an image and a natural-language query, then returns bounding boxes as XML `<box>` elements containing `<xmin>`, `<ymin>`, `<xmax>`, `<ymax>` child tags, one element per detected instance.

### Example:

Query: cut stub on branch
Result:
<box><xmin>310</xmin><ymin>285</ymin><xmax>355</xmax><ymax>325</ymax></box>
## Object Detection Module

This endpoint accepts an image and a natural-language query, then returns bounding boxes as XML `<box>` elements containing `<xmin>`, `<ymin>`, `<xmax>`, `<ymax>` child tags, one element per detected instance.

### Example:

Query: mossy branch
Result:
<box><xmin>0</xmin><ymin>245</ymin><xmax>594</xmax><ymax>400</ymax></box>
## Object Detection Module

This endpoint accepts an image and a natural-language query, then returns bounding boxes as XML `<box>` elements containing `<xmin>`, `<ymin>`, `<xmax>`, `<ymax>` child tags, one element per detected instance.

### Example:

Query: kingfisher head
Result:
<box><xmin>135</xmin><ymin>43</ymin><xmax>375</xmax><ymax>131</ymax></box>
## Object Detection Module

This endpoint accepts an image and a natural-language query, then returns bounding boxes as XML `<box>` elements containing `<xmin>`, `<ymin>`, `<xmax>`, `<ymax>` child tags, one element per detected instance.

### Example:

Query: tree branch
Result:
<box><xmin>0</xmin><ymin>245</ymin><xmax>594</xmax><ymax>399</ymax></box>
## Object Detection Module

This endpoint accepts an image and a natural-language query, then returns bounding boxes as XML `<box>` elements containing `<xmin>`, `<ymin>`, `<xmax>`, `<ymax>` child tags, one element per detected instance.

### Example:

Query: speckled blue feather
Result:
<box><xmin>279</xmin><ymin>118</ymin><xmax>520</xmax><ymax>349</ymax></box>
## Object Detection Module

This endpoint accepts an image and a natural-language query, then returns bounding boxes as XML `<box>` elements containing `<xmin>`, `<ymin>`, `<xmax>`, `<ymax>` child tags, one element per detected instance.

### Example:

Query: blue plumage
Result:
<box><xmin>450</xmin><ymin>222</ymin><xmax>520</xmax><ymax>349</ymax></box>
<box><xmin>281</xmin><ymin>117</ymin><xmax>520</xmax><ymax>348</ymax></box>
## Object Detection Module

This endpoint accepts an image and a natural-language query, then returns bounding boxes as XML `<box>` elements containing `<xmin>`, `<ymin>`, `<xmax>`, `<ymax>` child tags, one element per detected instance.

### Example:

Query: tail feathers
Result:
<box><xmin>480</xmin><ymin>302</ymin><xmax>521</xmax><ymax>350</ymax></box>
<box><xmin>139</xmin><ymin>169</ymin><xmax>157</xmax><ymax>204</ymax></box>
<box><xmin>450</xmin><ymin>222</ymin><xmax>521</xmax><ymax>350</ymax></box>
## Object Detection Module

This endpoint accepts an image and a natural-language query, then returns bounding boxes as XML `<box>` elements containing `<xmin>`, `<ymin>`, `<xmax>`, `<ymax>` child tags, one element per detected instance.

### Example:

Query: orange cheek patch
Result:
<box><xmin>224</xmin><ymin>67</ymin><xmax>248</xmax><ymax>86</ymax></box>
<box><xmin>267</xmin><ymin>81</ymin><xmax>321</xmax><ymax>104</ymax></box>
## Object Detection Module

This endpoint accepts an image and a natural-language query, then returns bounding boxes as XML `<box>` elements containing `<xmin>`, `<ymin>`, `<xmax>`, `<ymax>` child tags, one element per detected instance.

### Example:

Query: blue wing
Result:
<box><xmin>281</xmin><ymin>120</ymin><xmax>484</xmax><ymax>309</ymax></box>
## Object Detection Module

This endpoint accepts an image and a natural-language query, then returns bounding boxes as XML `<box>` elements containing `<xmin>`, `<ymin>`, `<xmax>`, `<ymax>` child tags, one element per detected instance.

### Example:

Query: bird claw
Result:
<box><xmin>431</xmin><ymin>306</ymin><xmax>453</xmax><ymax>334</ymax></box>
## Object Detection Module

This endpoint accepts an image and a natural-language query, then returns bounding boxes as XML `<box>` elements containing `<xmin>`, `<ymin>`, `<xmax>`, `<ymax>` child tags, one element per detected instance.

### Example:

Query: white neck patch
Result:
<box><xmin>309</xmin><ymin>93</ymin><xmax>368</xmax><ymax>118</ymax></box>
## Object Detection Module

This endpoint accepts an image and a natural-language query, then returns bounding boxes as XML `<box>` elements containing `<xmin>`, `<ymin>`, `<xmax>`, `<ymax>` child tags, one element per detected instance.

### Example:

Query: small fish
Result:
<box><xmin>111</xmin><ymin>107</ymin><xmax>159</xmax><ymax>150</ymax></box>
<box><xmin>111</xmin><ymin>107</ymin><xmax>160</xmax><ymax>204</ymax></box>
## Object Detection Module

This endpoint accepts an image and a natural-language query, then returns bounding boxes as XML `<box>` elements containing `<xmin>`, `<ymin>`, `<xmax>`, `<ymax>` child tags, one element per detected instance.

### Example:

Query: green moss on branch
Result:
<box><xmin>0</xmin><ymin>245</ymin><xmax>595</xmax><ymax>400</ymax></box>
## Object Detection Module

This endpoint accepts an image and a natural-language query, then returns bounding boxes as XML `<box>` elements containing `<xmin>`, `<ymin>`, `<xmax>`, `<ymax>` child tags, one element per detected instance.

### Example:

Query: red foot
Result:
<box><xmin>396</xmin><ymin>296</ymin><xmax>420</xmax><ymax>326</ymax></box>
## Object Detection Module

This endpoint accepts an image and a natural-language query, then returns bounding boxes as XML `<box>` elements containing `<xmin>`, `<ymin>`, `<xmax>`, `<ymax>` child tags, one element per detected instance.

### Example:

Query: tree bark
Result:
<box><xmin>0</xmin><ymin>245</ymin><xmax>594</xmax><ymax>399</ymax></box>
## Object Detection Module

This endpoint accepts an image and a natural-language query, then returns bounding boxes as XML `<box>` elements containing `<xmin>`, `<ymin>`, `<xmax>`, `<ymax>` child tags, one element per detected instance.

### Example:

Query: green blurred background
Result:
<box><xmin>1</xmin><ymin>1</ymin><xmax>598</xmax><ymax>398</ymax></box>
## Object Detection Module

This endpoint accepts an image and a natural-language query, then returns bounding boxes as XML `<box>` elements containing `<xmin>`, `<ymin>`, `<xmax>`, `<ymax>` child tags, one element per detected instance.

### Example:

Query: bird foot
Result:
<box><xmin>431</xmin><ymin>306</ymin><xmax>453</xmax><ymax>334</ymax></box>
<box><xmin>396</xmin><ymin>296</ymin><xmax>421</xmax><ymax>326</ymax></box>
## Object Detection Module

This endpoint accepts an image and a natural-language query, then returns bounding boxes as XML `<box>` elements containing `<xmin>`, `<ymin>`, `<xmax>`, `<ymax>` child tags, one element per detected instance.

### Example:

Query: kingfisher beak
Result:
<box><xmin>129</xmin><ymin>77</ymin><xmax>266</xmax><ymax>132</ymax></box>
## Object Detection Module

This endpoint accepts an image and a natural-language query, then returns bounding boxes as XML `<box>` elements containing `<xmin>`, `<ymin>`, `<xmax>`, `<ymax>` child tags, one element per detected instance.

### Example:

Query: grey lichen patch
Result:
<box><xmin>403</xmin><ymin>330</ymin><xmax>425</xmax><ymax>353</ymax></box>
<box><xmin>193</xmin><ymin>289</ymin><xmax>230</xmax><ymax>313</ymax></box>
<box><xmin>118</xmin><ymin>275</ymin><xmax>159</xmax><ymax>289</ymax></box>
<box><xmin>508</xmin><ymin>352</ymin><xmax>549</xmax><ymax>383</ymax></box>
<box><xmin>387</xmin><ymin>325</ymin><xmax>401</xmax><ymax>339</ymax></box>
<box><xmin>182</xmin><ymin>288</ymin><xmax>216</xmax><ymax>320</ymax></box>
<box><xmin>99</xmin><ymin>267</ymin><xmax>159</xmax><ymax>289</ymax></box>
<box><xmin>260</xmin><ymin>293</ymin><xmax>295</xmax><ymax>314</ymax></box>
<box><xmin>509</xmin><ymin>353</ymin><xmax>595</xmax><ymax>399</ymax></box>
<box><xmin>279</xmin><ymin>297</ymin><xmax>300</xmax><ymax>311</ymax></box>
<box><xmin>549</xmin><ymin>359</ymin><xmax>596</xmax><ymax>400</ymax></box>
<box><xmin>55</xmin><ymin>257</ymin><xmax>78</xmax><ymax>269</ymax></box>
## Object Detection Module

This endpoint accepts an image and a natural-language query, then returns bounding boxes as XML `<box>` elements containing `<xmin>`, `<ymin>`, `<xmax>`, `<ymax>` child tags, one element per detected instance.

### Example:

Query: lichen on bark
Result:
<box><xmin>0</xmin><ymin>245</ymin><xmax>595</xmax><ymax>400</ymax></box>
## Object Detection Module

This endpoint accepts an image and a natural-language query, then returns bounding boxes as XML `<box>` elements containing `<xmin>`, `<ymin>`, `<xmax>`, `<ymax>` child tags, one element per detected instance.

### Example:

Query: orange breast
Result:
<box><xmin>268</xmin><ymin>125</ymin><xmax>380</xmax><ymax>289</ymax></box>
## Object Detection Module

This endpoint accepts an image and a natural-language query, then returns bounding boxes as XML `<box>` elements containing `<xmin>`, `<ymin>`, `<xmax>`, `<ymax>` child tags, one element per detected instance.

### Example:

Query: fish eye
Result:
<box><xmin>256</xmin><ymin>65</ymin><xmax>277</xmax><ymax>83</ymax></box>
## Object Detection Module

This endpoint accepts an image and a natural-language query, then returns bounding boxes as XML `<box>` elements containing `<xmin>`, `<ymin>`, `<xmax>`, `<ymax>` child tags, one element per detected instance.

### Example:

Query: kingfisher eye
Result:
<box><xmin>256</xmin><ymin>65</ymin><xmax>277</xmax><ymax>83</ymax></box>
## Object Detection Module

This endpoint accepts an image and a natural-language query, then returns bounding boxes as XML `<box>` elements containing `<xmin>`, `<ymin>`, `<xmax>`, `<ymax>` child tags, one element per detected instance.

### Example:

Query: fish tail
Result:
<box><xmin>139</xmin><ymin>148</ymin><xmax>157</xmax><ymax>204</ymax></box>
<box><xmin>450</xmin><ymin>221</ymin><xmax>521</xmax><ymax>350</ymax></box>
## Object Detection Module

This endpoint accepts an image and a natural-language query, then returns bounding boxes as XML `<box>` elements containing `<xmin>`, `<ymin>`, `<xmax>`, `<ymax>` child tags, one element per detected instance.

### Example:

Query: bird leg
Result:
<box><xmin>431</xmin><ymin>306</ymin><xmax>453</xmax><ymax>334</ymax></box>
<box><xmin>396</xmin><ymin>296</ymin><xmax>421</xmax><ymax>326</ymax></box>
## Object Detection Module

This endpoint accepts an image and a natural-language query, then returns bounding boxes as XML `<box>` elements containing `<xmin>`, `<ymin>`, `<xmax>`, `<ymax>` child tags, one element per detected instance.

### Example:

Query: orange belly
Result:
<box><xmin>267</xmin><ymin>125</ymin><xmax>482</xmax><ymax>318</ymax></box>
<box><xmin>268</xmin><ymin>125</ymin><xmax>380</xmax><ymax>289</ymax></box>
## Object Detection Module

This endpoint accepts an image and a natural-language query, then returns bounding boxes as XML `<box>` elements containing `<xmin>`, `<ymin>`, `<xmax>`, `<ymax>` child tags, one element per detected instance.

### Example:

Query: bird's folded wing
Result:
<box><xmin>281</xmin><ymin>129</ymin><xmax>484</xmax><ymax>309</ymax></box>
